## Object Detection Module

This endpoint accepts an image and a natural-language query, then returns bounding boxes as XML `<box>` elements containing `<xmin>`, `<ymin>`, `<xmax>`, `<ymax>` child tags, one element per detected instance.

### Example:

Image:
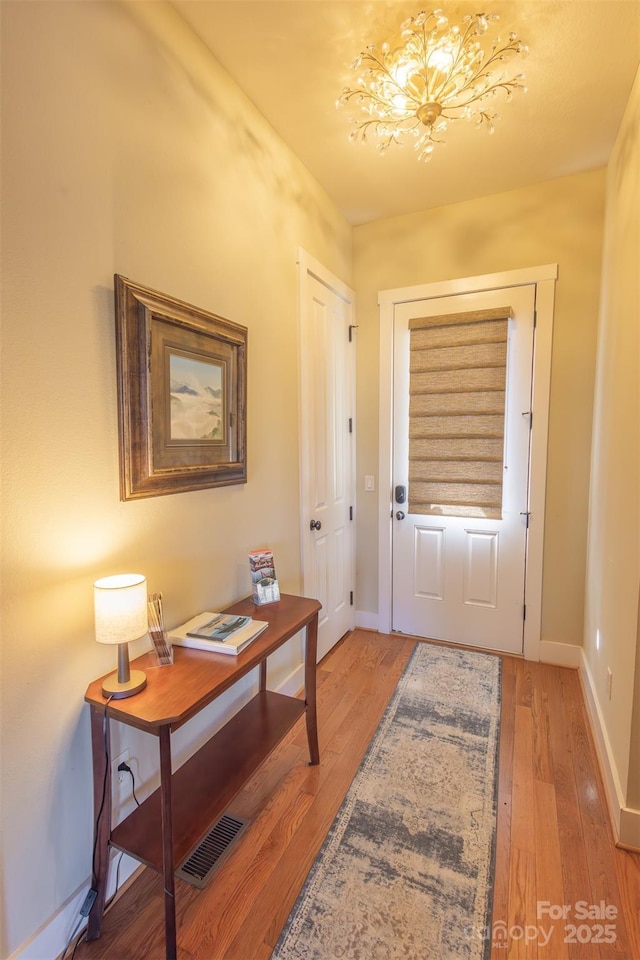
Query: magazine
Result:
<box><xmin>249</xmin><ymin>548</ymin><xmax>281</xmax><ymax>605</ymax></box>
<box><xmin>187</xmin><ymin>613</ymin><xmax>251</xmax><ymax>640</ymax></box>
<box><xmin>169</xmin><ymin>612</ymin><xmax>268</xmax><ymax>655</ymax></box>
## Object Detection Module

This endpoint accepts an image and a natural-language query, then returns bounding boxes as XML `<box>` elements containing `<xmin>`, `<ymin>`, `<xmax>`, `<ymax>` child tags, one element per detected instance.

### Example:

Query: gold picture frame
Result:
<box><xmin>115</xmin><ymin>275</ymin><xmax>247</xmax><ymax>500</ymax></box>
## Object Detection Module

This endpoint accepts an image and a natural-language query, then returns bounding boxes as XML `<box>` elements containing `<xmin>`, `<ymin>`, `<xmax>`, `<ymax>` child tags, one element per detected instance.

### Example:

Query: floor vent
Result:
<box><xmin>176</xmin><ymin>812</ymin><xmax>249</xmax><ymax>888</ymax></box>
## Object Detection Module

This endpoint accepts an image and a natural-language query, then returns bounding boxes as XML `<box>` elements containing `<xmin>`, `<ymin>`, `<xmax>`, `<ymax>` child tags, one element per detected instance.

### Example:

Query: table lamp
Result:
<box><xmin>94</xmin><ymin>573</ymin><xmax>148</xmax><ymax>699</ymax></box>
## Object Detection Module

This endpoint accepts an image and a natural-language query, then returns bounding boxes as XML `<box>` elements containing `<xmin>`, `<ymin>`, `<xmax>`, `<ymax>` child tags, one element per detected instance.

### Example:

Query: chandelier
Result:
<box><xmin>338</xmin><ymin>9</ymin><xmax>527</xmax><ymax>161</ymax></box>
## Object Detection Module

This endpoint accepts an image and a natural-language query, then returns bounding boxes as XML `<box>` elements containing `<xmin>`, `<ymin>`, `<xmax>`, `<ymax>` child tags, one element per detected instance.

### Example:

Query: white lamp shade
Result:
<box><xmin>94</xmin><ymin>574</ymin><xmax>148</xmax><ymax>645</ymax></box>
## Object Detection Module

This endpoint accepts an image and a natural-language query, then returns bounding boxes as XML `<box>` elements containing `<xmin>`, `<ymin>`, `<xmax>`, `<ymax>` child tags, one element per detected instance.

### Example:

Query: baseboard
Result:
<box><xmin>274</xmin><ymin>661</ymin><xmax>305</xmax><ymax>697</ymax></box>
<box><xmin>538</xmin><ymin>639</ymin><xmax>582</xmax><ymax>668</ymax></box>
<box><xmin>619</xmin><ymin>807</ymin><xmax>640</xmax><ymax>851</ymax></box>
<box><xmin>578</xmin><ymin>649</ymin><xmax>640</xmax><ymax>851</ymax></box>
<box><xmin>10</xmin><ymin>851</ymin><xmax>143</xmax><ymax>960</ymax></box>
<box><xmin>355</xmin><ymin>610</ymin><xmax>379</xmax><ymax>631</ymax></box>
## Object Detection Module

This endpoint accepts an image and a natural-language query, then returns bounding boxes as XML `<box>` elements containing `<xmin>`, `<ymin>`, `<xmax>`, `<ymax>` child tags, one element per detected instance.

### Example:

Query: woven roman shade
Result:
<box><xmin>408</xmin><ymin>306</ymin><xmax>512</xmax><ymax>519</ymax></box>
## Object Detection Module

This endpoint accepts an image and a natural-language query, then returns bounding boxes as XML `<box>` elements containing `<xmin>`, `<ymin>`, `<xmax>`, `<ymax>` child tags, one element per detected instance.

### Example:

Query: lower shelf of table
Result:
<box><xmin>110</xmin><ymin>689</ymin><xmax>306</xmax><ymax>872</ymax></box>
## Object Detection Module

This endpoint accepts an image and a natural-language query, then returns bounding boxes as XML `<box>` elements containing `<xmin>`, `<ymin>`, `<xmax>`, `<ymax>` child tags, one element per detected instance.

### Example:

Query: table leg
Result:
<box><xmin>304</xmin><ymin>612</ymin><xmax>320</xmax><ymax>766</ymax></box>
<box><xmin>259</xmin><ymin>659</ymin><xmax>267</xmax><ymax>691</ymax></box>
<box><xmin>86</xmin><ymin>704</ymin><xmax>111</xmax><ymax>940</ymax></box>
<box><xmin>158</xmin><ymin>725</ymin><xmax>178</xmax><ymax>960</ymax></box>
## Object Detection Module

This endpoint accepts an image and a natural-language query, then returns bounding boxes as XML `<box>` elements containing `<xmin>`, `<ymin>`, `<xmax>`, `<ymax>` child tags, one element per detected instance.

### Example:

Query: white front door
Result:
<box><xmin>298</xmin><ymin>251</ymin><xmax>356</xmax><ymax>661</ymax></box>
<box><xmin>392</xmin><ymin>285</ymin><xmax>535</xmax><ymax>654</ymax></box>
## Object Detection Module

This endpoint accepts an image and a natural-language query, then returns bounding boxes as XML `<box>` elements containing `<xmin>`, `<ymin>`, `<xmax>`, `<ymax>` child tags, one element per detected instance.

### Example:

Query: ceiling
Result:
<box><xmin>172</xmin><ymin>1</ymin><xmax>640</xmax><ymax>225</ymax></box>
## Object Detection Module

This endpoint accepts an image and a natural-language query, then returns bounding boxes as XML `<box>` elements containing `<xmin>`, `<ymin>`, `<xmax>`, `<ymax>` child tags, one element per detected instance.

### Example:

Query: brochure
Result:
<box><xmin>249</xmin><ymin>548</ymin><xmax>281</xmax><ymax>605</ymax></box>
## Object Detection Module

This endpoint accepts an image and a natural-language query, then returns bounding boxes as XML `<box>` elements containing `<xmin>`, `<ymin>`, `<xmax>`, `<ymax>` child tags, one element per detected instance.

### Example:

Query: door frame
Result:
<box><xmin>297</xmin><ymin>247</ymin><xmax>356</xmax><ymax>639</ymax></box>
<box><xmin>378</xmin><ymin>264</ymin><xmax>558</xmax><ymax>661</ymax></box>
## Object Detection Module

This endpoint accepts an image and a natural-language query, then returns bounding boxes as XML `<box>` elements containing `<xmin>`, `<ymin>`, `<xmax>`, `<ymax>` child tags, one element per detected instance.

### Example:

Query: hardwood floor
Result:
<box><xmin>74</xmin><ymin>631</ymin><xmax>640</xmax><ymax>960</ymax></box>
<box><xmin>494</xmin><ymin>656</ymin><xmax>640</xmax><ymax>960</ymax></box>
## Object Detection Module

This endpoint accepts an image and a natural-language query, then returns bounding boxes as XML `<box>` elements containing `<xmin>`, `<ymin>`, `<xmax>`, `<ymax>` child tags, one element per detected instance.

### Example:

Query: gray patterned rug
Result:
<box><xmin>272</xmin><ymin>642</ymin><xmax>501</xmax><ymax>960</ymax></box>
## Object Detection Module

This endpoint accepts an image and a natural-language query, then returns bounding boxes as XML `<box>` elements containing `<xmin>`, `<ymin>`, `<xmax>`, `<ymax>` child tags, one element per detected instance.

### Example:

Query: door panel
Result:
<box><xmin>415</xmin><ymin>526</ymin><xmax>445</xmax><ymax>599</ymax></box>
<box><xmin>299</xmin><ymin>260</ymin><xmax>355</xmax><ymax>661</ymax></box>
<box><xmin>463</xmin><ymin>530</ymin><xmax>498</xmax><ymax>607</ymax></box>
<box><xmin>392</xmin><ymin>285</ymin><xmax>535</xmax><ymax>654</ymax></box>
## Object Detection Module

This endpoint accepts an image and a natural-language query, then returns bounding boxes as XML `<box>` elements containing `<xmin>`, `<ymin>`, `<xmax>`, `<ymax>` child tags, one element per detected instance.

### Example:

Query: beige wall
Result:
<box><xmin>583</xmin><ymin>65</ymin><xmax>639</xmax><ymax>808</ymax></box>
<box><xmin>0</xmin><ymin>2</ymin><xmax>351</xmax><ymax>955</ymax></box>
<box><xmin>353</xmin><ymin>169</ymin><xmax>606</xmax><ymax>649</ymax></box>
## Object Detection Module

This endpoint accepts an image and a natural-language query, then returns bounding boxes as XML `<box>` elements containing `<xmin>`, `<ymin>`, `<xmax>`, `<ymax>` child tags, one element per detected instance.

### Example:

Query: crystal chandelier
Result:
<box><xmin>338</xmin><ymin>9</ymin><xmax>527</xmax><ymax>161</ymax></box>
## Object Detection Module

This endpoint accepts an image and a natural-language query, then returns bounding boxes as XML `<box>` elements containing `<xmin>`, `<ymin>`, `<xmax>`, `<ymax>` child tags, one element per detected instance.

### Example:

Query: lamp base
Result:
<box><xmin>102</xmin><ymin>669</ymin><xmax>147</xmax><ymax>699</ymax></box>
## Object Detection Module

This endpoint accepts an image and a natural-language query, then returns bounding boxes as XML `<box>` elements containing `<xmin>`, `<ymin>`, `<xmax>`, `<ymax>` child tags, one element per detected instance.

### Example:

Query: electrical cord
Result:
<box><xmin>61</xmin><ymin>695</ymin><xmax>114</xmax><ymax>960</ymax></box>
<box><xmin>68</xmin><ymin>928</ymin><xmax>86</xmax><ymax>960</ymax></box>
<box><xmin>117</xmin><ymin>761</ymin><xmax>141</xmax><ymax>807</ymax></box>
<box><xmin>91</xmin><ymin>695</ymin><xmax>114</xmax><ymax>887</ymax></box>
<box><xmin>61</xmin><ymin>702</ymin><xmax>146</xmax><ymax>959</ymax></box>
<box><xmin>59</xmin><ymin>916</ymin><xmax>83</xmax><ymax>960</ymax></box>
<box><xmin>64</xmin><ymin>849</ymin><xmax>129</xmax><ymax>960</ymax></box>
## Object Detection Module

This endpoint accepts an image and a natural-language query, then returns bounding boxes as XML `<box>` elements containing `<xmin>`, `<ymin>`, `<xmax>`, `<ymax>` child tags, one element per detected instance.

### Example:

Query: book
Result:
<box><xmin>249</xmin><ymin>548</ymin><xmax>281</xmax><ymax>605</ymax></box>
<box><xmin>169</xmin><ymin>612</ymin><xmax>268</xmax><ymax>655</ymax></box>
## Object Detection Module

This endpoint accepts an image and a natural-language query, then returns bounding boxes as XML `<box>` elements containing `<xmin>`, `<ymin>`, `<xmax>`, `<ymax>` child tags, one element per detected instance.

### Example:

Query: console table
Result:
<box><xmin>84</xmin><ymin>593</ymin><xmax>320</xmax><ymax>960</ymax></box>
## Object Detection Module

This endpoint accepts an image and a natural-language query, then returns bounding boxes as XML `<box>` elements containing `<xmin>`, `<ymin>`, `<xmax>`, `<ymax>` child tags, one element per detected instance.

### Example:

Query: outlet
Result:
<box><xmin>607</xmin><ymin>668</ymin><xmax>613</xmax><ymax>700</ymax></box>
<box><xmin>112</xmin><ymin>749</ymin><xmax>130</xmax><ymax>784</ymax></box>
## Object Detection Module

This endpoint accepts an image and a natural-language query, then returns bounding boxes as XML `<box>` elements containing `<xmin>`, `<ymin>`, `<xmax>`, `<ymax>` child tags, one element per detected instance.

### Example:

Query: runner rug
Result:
<box><xmin>272</xmin><ymin>642</ymin><xmax>501</xmax><ymax>960</ymax></box>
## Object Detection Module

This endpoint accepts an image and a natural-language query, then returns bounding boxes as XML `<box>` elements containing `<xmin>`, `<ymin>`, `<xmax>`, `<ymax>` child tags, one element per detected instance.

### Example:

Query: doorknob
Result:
<box><xmin>395</xmin><ymin>511</ymin><xmax>405</xmax><ymax>520</ymax></box>
<box><xmin>310</xmin><ymin>519</ymin><xmax>322</xmax><ymax>531</ymax></box>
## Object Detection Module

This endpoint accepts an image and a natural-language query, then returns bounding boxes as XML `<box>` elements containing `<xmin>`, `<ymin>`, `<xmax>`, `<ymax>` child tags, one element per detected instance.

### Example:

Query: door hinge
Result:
<box><xmin>523</xmin><ymin>603</ymin><xmax>527</xmax><ymax>621</ymax></box>
<box><xmin>348</xmin><ymin>417</ymin><xmax>353</xmax><ymax>433</ymax></box>
<box><xmin>520</xmin><ymin>511</ymin><xmax>530</xmax><ymax>528</ymax></box>
<box><xmin>349</xmin><ymin>505</ymin><xmax>353</xmax><ymax>521</ymax></box>
<box><xmin>533</xmin><ymin>309</ymin><xmax>537</xmax><ymax>329</ymax></box>
<box><xmin>350</xmin><ymin>590</ymin><xmax>354</xmax><ymax>606</ymax></box>
<box><xmin>348</xmin><ymin>324</ymin><xmax>359</xmax><ymax>342</ymax></box>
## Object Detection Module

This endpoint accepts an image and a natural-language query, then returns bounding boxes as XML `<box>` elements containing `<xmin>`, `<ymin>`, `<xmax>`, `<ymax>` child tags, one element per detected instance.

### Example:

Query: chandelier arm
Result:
<box><xmin>443</xmin><ymin>74</ymin><xmax>523</xmax><ymax>113</ymax></box>
<box><xmin>344</xmin><ymin>53</ymin><xmax>426</xmax><ymax>120</ymax></box>
<box><xmin>425</xmin><ymin>19</ymin><xmax>482</xmax><ymax>103</ymax></box>
<box><xmin>368</xmin><ymin>114</ymin><xmax>422</xmax><ymax>131</ymax></box>
<box><xmin>373</xmin><ymin>61</ymin><xmax>423</xmax><ymax>104</ymax></box>
<box><xmin>436</xmin><ymin>58</ymin><xmax>522</xmax><ymax>108</ymax></box>
<box><xmin>476</xmin><ymin>46</ymin><xmax>522</xmax><ymax>79</ymax></box>
<box><xmin>360</xmin><ymin>49</ymin><xmax>415</xmax><ymax>96</ymax></box>
<box><xmin>420</xmin><ymin>20</ymin><xmax>433</xmax><ymax>100</ymax></box>
<box><xmin>354</xmin><ymin>115</ymin><xmax>421</xmax><ymax>145</ymax></box>
<box><xmin>460</xmin><ymin>41</ymin><xmax>524</xmax><ymax>88</ymax></box>
<box><xmin>344</xmin><ymin>82</ymin><xmax>422</xmax><ymax>117</ymax></box>
<box><xmin>428</xmin><ymin>19</ymin><xmax>521</xmax><ymax>104</ymax></box>
<box><xmin>447</xmin><ymin>19</ymin><xmax>483</xmax><ymax>74</ymax></box>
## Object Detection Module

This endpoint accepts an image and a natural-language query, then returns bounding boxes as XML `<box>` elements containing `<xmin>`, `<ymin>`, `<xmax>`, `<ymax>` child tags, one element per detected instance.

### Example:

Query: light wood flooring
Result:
<box><xmin>74</xmin><ymin>631</ymin><xmax>640</xmax><ymax>960</ymax></box>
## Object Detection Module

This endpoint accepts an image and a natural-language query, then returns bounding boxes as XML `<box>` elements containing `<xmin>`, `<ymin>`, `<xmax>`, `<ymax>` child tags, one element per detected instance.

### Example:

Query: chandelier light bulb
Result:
<box><xmin>428</xmin><ymin>45</ymin><xmax>455</xmax><ymax>74</ymax></box>
<box><xmin>338</xmin><ymin>8</ymin><xmax>527</xmax><ymax>161</ymax></box>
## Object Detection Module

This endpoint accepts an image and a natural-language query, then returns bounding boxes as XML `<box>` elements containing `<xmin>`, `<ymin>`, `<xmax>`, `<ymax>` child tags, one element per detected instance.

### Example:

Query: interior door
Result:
<box><xmin>299</xmin><ymin>254</ymin><xmax>356</xmax><ymax>662</ymax></box>
<box><xmin>392</xmin><ymin>285</ymin><xmax>535</xmax><ymax>654</ymax></box>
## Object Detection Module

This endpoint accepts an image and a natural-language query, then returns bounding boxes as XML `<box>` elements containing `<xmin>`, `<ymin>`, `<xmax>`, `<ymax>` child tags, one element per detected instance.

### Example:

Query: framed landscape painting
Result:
<box><xmin>114</xmin><ymin>275</ymin><xmax>247</xmax><ymax>499</ymax></box>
